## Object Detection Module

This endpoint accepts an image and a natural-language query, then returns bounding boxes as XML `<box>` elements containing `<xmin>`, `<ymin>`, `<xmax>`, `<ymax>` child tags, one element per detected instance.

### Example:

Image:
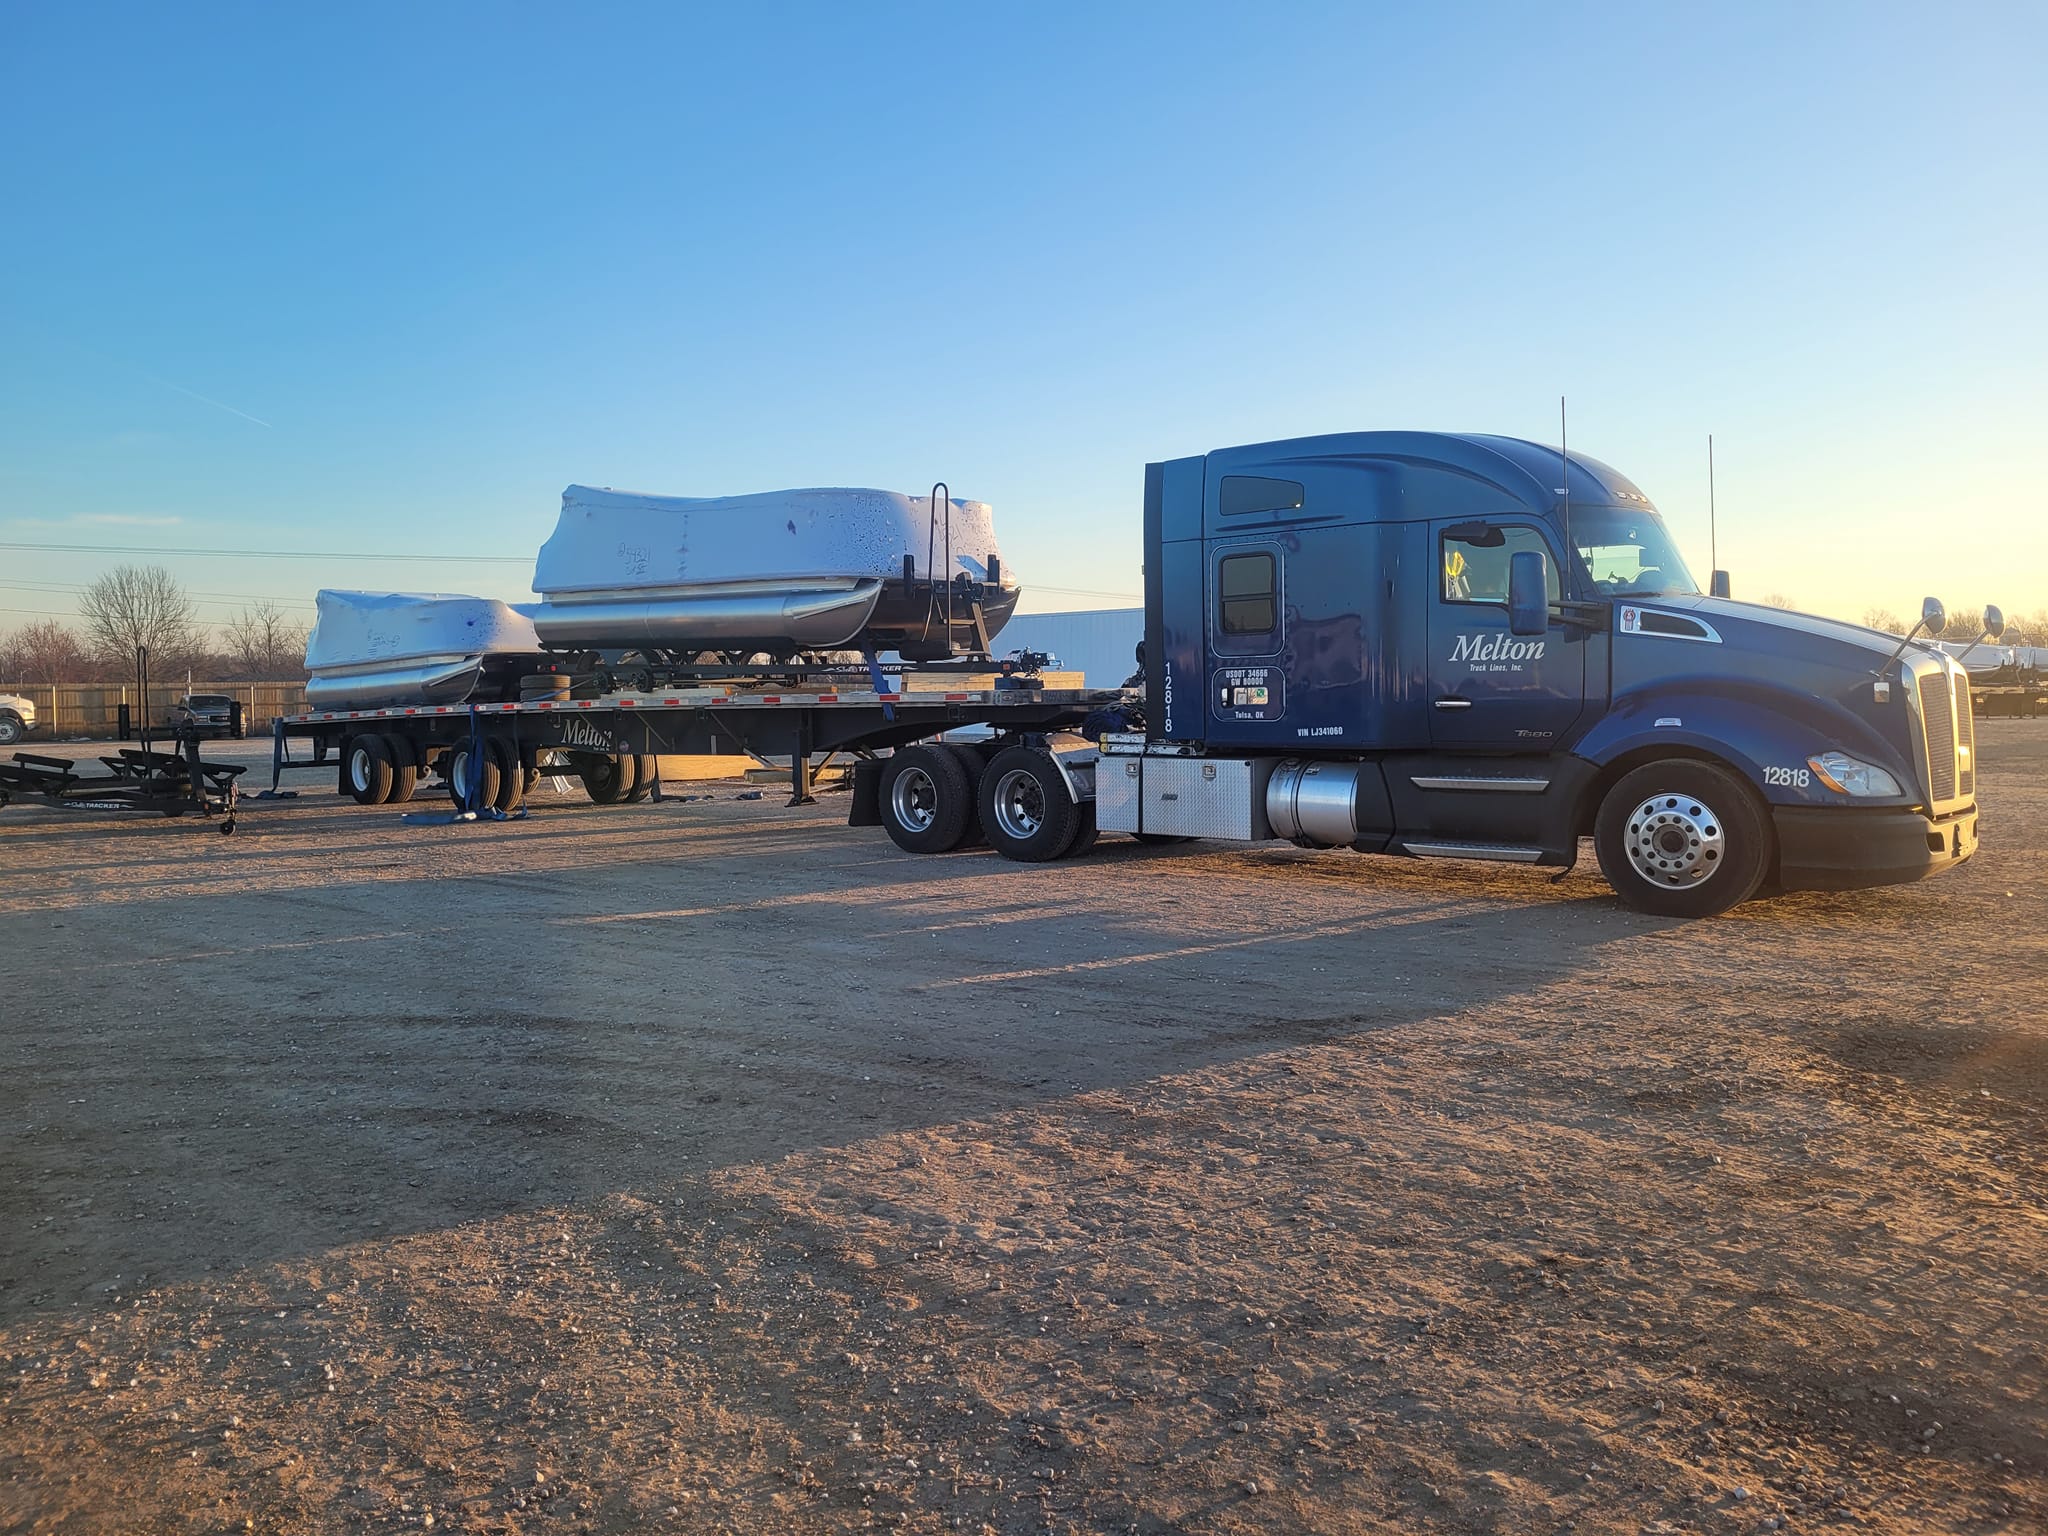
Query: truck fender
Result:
<box><xmin>1041</xmin><ymin>732</ymin><xmax>1098</xmax><ymax>804</ymax></box>
<box><xmin>1572</xmin><ymin>684</ymin><xmax>1918</xmax><ymax>813</ymax></box>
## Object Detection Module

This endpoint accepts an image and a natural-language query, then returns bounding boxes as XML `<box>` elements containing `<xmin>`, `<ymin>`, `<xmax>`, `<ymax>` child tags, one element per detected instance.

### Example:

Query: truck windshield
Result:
<box><xmin>1570</xmin><ymin>508</ymin><xmax>1699</xmax><ymax>597</ymax></box>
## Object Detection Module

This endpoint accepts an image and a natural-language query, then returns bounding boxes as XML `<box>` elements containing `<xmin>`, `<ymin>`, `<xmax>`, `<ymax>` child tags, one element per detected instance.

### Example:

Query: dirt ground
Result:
<box><xmin>1</xmin><ymin>728</ymin><xmax>2042</xmax><ymax>1536</ymax></box>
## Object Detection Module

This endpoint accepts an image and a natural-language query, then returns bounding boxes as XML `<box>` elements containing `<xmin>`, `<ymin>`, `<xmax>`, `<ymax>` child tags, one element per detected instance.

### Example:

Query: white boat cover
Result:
<box><xmin>306</xmin><ymin>590</ymin><xmax>540</xmax><ymax>671</ymax></box>
<box><xmin>304</xmin><ymin>591</ymin><xmax>543</xmax><ymax>709</ymax></box>
<box><xmin>533</xmin><ymin>486</ymin><xmax>1005</xmax><ymax>596</ymax></box>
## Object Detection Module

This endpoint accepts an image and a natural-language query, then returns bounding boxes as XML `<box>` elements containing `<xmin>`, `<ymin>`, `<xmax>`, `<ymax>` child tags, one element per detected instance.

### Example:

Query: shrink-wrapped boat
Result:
<box><xmin>304</xmin><ymin>591</ymin><xmax>546</xmax><ymax>709</ymax></box>
<box><xmin>529</xmin><ymin>485</ymin><xmax>1020</xmax><ymax>658</ymax></box>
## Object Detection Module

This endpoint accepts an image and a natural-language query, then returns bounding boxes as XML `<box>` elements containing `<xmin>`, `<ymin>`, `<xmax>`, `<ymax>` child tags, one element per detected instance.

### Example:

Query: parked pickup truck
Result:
<box><xmin>0</xmin><ymin>693</ymin><xmax>36</xmax><ymax>746</ymax></box>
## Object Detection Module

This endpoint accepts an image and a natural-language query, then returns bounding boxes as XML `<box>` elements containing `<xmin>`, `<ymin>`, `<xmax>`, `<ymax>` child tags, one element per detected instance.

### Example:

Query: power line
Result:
<box><xmin>0</xmin><ymin>580</ymin><xmax>318</xmax><ymax>611</ymax></box>
<box><xmin>0</xmin><ymin>539</ymin><xmax>531</xmax><ymax>565</ymax></box>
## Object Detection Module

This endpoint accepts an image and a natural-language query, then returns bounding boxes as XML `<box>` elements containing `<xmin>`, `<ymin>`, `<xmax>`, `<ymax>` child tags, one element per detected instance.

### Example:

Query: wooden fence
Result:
<box><xmin>6</xmin><ymin>681</ymin><xmax>309</xmax><ymax>740</ymax></box>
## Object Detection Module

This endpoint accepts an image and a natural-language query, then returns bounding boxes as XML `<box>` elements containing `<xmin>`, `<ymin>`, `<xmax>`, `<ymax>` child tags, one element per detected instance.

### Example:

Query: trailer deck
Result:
<box><xmin>272</xmin><ymin>682</ymin><xmax>1134</xmax><ymax>806</ymax></box>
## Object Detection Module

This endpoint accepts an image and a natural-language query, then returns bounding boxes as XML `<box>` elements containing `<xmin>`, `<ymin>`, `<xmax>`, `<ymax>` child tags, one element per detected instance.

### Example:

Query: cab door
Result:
<box><xmin>1426</xmin><ymin>519</ymin><xmax>1587</xmax><ymax>750</ymax></box>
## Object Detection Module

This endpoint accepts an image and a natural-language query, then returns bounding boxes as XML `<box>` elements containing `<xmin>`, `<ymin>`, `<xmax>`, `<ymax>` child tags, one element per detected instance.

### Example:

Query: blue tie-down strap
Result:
<box><xmin>864</xmin><ymin>648</ymin><xmax>896</xmax><ymax>721</ymax></box>
<box><xmin>398</xmin><ymin>707</ymin><xmax>530</xmax><ymax>825</ymax></box>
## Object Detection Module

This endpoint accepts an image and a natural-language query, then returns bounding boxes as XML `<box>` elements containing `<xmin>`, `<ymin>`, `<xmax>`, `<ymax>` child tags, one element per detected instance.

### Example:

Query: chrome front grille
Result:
<box><xmin>1919</xmin><ymin>664</ymin><xmax>1957</xmax><ymax>802</ymax></box>
<box><xmin>1955</xmin><ymin>673</ymin><xmax>1976</xmax><ymax>797</ymax></box>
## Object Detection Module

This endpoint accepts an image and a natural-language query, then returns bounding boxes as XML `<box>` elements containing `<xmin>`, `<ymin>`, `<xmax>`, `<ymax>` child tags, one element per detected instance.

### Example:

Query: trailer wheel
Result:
<box><xmin>578</xmin><ymin>753</ymin><xmax>636</xmax><ymax>805</ymax></box>
<box><xmin>623</xmin><ymin>753</ymin><xmax>659</xmax><ymax>803</ymax></box>
<box><xmin>1594</xmin><ymin>759</ymin><xmax>1771</xmax><ymax>917</ymax></box>
<box><xmin>345</xmin><ymin>736</ymin><xmax>396</xmax><ymax>805</ymax></box>
<box><xmin>878</xmin><ymin>744</ymin><xmax>975</xmax><ymax>853</ymax></box>
<box><xmin>445</xmin><ymin>742</ymin><xmax>501</xmax><ymax>812</ymax></box>
<box><xmin>979</xmin><ymin>745</ymin><xmax>1082</xmax><ymax>862</ymax></box>
<box><xmin>488</xmin><ymin>737</ymin><xmax>525</xmax><ymax>813</ymax></box>
<box><xmin>380</xmin><ymin>734</ymin><xmax>419</xmax><ymax>804</ymax></box>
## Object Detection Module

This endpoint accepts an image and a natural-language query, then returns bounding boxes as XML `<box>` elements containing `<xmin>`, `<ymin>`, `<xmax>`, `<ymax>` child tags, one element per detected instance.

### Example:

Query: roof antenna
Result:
<box><xmin>1708</xmin><ymin>433</ymin><xmax>1717</xmax><ymax>575</ymax></box>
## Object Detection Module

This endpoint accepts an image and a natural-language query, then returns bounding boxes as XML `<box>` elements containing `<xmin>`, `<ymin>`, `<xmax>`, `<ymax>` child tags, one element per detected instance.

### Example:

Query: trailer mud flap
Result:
<box><xmin>848</xmin><ymin>758</ymin><xmax>885</xmax><ymax>826</ymax></box>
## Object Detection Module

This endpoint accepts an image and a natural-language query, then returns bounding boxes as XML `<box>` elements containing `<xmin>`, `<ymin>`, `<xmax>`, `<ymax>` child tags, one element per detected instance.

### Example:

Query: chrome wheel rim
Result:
<box><xmin>990</xmin><ymin>767</ymin><xmax>1046</xmax><ymax>840</ymax></box>
<box><xmin>888</xmin><ymin>766</ymin><xmax>938</xmax><ymax>832</ymax></box>
<box><xmin>349</xmin><ymin>748</ymin><xmax>373</xmax><ymax>793</ymax></box>
<box><xmin>1625</xmin><ymin>790</ymin><xmax>1724</xmax><ymax>886</ymax></box>
<box><xmin>450</xmin><ymin>750</ymin><xmax>471</xmax><ymax>798</ymax></box>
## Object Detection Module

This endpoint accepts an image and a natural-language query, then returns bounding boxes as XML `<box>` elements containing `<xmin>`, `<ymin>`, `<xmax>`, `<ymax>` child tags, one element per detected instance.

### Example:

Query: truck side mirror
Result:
<box><xmin>1983</xmin><ymin>604</ymin><xmax>2005</xmax><ymax>639</ymax></box>
<box><xmin>1507</xmin><ymin>549</ymin><xmax>1549</xmax><ymax>636</ymax></box>
<box><xmin>1921</xmin><ymin>595</ymin><xmax>1947</xmax><ymax>634</ymax></box>
<box><xmin>1710</xmin><ymin>569</ymin><xmax>1731</xmax><ymax>599</ymax></box>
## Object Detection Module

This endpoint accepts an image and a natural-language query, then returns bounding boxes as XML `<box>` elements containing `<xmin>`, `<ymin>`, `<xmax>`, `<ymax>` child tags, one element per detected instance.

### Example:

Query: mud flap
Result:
<box><xmin>848</xmin><ymin>758</ymin><xmax>884</xmax><ymax>826</ymax></box>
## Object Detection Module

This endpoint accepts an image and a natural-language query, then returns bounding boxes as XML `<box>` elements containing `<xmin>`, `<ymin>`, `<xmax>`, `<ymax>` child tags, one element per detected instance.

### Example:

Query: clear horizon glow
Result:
<box><xmin>2</xmin><ymin>3</ymin><xmax>2043</xmax><ymax>641</ymax></box>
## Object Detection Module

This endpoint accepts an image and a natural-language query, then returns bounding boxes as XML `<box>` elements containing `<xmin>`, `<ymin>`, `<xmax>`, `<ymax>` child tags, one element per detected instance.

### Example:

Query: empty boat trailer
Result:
<box><xmin>271</xmin><ymin>433</ymin><xmax>1998</xmax><ymax>917</ymax></box>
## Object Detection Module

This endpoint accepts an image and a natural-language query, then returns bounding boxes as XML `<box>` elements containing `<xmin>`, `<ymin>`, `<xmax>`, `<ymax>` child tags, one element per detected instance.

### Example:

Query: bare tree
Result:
<box><xmin>1760</xmin><ymin>592</ymin><xmax>1796</xmax><ymax>609</ymax></box>
<box><xmin>1939</xmin><ymin>602</ymin><xmax>1989</xmax><ymax>643</ymax></box>
<box><xmin>78</xmin><ymin>564</ymin><xmax>198</xmax><ymax>674</ymax></box>
<box><xmin>222</xmin><ymin>601</ymin><xmax>311</xmax><ymax>679</ymax></box>
<box><xmin>1860</xmin><ymin>606</ymin><xmax>1906</xmax><ymax>635</ymax></box>
<box><xmin>0</xmin><ymin>619</ymin><xmax>90</xmax><ymax>684</ymax></box>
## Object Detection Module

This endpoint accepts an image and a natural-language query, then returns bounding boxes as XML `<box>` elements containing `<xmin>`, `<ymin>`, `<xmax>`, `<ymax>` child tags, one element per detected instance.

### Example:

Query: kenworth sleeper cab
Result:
<box><xmin>893</xmin><ymin>431</ymin><xmax>1985</xmax><ymax>918</ymax></box>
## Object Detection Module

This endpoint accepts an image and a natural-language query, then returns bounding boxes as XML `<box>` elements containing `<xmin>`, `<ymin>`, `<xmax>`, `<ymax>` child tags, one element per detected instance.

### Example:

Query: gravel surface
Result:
<box><xmin>2</xmin><ymin>725</ymin><xmax>2042</xmax><ymax>1534</ymax></box>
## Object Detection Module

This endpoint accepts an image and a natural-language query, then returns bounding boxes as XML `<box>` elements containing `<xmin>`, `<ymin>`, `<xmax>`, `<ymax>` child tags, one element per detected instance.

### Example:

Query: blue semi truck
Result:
<box><xmin>915</xmin><ymin>430</ymin><xmax>1993</xmax><ymax>917</ymax></box>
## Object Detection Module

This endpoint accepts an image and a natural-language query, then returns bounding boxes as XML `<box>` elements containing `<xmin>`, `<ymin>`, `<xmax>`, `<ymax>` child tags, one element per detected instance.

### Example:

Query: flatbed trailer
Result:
<box><xmin>269</xmin><ymin>678</ymin><xmax>1133</xmax><ymax>818</ymax></box>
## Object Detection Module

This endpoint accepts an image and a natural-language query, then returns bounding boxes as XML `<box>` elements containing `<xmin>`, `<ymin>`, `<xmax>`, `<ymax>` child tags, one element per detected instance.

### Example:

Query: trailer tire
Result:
<box><xmin>878</xmin><ymin>744</ymin><xmax>975</xmax><ymax>853</ymax></box>
<box><xmin>624</xmin><ymin>753</ymin><xmax>658</xmax><ymax>803</ymax></box>
<box><xmin>380</xmin><ymin>735</ymin><xmax>419</xmax><ymax>804</ymax></box>
<box><xmin>445</xmin><ymin>742</ymin><xmax>500</xmax><ymax>812</ymax></box>
<box><xmin>1594</xmin><ymin>759</ymin><xmax>1771</xmax><ymax>918</ymax></box>
<box><xmin>979</xmin><ymin>745</ymin><xmax>1082</xmax><ymax>862</ymax></box>
<box><xmin>576</xmin><ymin>752</ymin><xmax>637</xmax><ymax>804</ymax></box>
<box><xmin>488</xmin><ymin>737</ymin><xmax>525</xmax><ymax>813</ymax></box>
<box><xmin>345</xmin><ymin>736</ymin><xmax>396</xmax><ymax>806</ymax></box>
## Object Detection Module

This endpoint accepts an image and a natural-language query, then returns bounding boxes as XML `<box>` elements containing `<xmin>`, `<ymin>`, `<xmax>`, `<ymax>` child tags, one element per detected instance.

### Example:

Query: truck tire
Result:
<box><xmin>0</xmin><ymin>713</ymin><xmax>22</xmax><ymax>746</ymax></box>
<box><xmin>1065</xmin><ymin>800</ymin><xmax>1100</xmax><ymax>858</ymax></box>
<box><xmin>345</xmin><ymin>735</ymin><xmax>395</xmax><ymax>805</ymax></box>
<box><xmin>485</xmin><ymin>737</ymin><xmax>525</xmax><ymax>812</ymax></box>
<box><xmin>877</xmin><ymin>743</ymin><xmax>975</xmax><ymax>853</ymax></box>
<box><xmin>445</xmin><ymin>741</ymin><xmax>500</xmax><ymax>812</ymax></box>
<box><xmin>579</xmin><ymin>753</ymin><xmax>637</xmax><ymax>804</ymax></box>
<box><xmin>381</xmin><ymin>734</ymin><xmax>419</xmax><ymax>804</ymax></box>
<box><xmin>623</xmin><ymin>753</ymin><xmax>659</xmax><ymax>803</ymax></box>
<box><xmin>979</xmin><ymin>745</ymin><xmax>1082</xmax><ymax>862</ymax></box>
<box><xmin>1594</xmin><ymin>759</ymin><xmax>1772</xmax><ymax>918</ymax></box>
<box><xmin>949</xmin><ymin>742</ymin><xmax>991</xmax><ymax>846</ymax></box>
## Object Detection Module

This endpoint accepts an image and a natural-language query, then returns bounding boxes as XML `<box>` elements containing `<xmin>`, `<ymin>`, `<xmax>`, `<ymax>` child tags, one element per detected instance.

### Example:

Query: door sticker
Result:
<box><xmin>1214</xmin><ymin>665</ymin><xmax>1283</xmax><ymax>722</ymax></box>
<box><xmin>1448</xmin><ymin>633</ymin><xmax>1545</xmax><ymax>672</ymax></box>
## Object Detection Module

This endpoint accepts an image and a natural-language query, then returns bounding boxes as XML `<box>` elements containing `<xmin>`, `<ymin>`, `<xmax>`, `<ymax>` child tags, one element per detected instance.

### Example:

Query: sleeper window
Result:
<box><xmin>1219</xmin><ymin>552</ymin><xmax>1277</xmax><ymax>635</ymax></box>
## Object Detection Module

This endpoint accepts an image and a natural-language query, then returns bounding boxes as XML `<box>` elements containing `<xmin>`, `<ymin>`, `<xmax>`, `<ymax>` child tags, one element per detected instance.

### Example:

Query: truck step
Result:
<box><xmin>1401</xmin><ymin>840</ymin><xmax>1545</xmax><ymax>863</ymax></box>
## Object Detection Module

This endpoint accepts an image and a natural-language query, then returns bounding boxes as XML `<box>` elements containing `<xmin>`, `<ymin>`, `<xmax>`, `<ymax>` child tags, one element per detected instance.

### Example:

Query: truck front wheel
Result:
<box><xmin>1594</xmin><ymin>760</ymin><xmax>1771</xmax><ymax>917</ymax></box>
<box><xmin>979</xmin><ymin>746</ymin><xmax>1082</xmax><ymax>862</ymax></box>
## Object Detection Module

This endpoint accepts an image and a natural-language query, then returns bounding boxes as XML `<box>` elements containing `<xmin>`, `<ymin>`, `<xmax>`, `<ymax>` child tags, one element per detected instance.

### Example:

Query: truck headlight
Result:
<box><xmin>1807</xmin><ymin>751</ymin><xmax>1902</xmax><ymax>797</ymax></box>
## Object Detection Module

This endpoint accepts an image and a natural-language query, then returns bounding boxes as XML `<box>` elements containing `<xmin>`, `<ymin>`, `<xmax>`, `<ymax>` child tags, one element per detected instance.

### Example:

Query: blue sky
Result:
<box><xmin>2</xmin><ymin>2</ymin><xmax>2042</xmax><ymax>639</ymax></box>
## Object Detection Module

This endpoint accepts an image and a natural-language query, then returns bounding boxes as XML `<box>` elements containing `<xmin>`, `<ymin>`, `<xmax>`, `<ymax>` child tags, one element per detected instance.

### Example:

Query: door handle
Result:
<box><xmin>1434</xmin><ymin>698</ymin><xmax>1473</xmax><ymax>710</ymax></box>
